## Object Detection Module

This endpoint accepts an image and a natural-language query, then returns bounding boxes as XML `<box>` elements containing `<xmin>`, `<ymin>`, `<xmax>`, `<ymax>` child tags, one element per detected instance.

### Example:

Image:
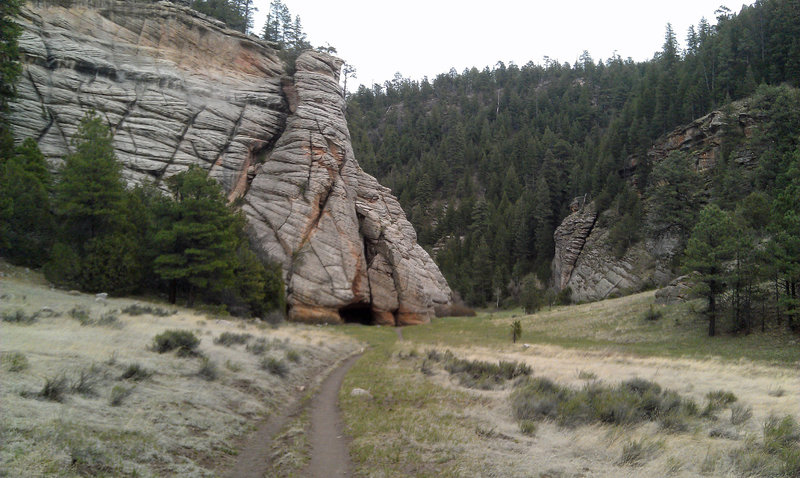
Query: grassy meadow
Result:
<box><xmin>0</xmin><ymin>262</ymin><xmax>359</xmax><ymax>477</ymax></box>
<box><xmin>3</xmin><ymin>259</ymin><xmax>798</xmax><ymax>477</ymax></box>
<box><xmin>339</xmin><ymin>291</ymin><xmax>800</xmax><ymax>477</ymax></box>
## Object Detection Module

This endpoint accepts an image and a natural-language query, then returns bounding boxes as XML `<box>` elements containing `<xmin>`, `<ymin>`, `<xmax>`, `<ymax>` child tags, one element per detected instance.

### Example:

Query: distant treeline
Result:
<box><xmin>345</xmin><ymin>0</ymin><xmax>800</xmax><ymax>326</ymax></box>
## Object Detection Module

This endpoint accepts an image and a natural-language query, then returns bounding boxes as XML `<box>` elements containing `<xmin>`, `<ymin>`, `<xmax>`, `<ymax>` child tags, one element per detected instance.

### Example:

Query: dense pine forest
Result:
<box><xmin>345</xmin><ymin>0</ymin><xmax>800</xmax><ymax>327</ymax></box>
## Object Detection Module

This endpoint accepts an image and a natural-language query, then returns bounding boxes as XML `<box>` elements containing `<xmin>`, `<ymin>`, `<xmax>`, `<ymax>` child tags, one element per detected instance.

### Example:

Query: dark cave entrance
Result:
<box><xmin>338</xmin><ymin>303</ymin><xmax>374</xmax><ymax>325</ymax></box>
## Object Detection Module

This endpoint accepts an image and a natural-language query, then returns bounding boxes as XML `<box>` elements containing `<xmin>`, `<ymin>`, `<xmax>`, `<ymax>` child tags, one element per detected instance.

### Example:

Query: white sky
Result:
<box><xmin>252</xmin><ymin>0</ymin><xmax>740</xmax><ymax>90</ymax></box>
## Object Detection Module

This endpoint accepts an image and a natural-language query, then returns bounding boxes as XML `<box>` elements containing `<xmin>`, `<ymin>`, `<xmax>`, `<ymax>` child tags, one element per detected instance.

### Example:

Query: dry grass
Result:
<box><xmin>339</xmin><ymin>291</ymin><xmax>800</xmax><ymax>478</ymax></box>
<box><xmin>0</xmin><ymin>263</ymin><xmax>359</xmax><ymax>476</ymax></box>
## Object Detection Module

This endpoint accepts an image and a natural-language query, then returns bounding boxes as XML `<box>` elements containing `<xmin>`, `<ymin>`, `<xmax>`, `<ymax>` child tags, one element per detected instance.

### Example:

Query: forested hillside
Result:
<box><xmin>346</xmin><ymin>0</ymin><xmax>800</xmax><ymax>313</ymax></box>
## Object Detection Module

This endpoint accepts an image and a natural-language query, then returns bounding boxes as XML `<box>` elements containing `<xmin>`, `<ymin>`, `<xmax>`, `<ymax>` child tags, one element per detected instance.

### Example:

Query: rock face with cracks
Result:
<box><xmin>9</xmin><ymin>0</ymin><xmax>453</xmax><ymax>325</ymax></box>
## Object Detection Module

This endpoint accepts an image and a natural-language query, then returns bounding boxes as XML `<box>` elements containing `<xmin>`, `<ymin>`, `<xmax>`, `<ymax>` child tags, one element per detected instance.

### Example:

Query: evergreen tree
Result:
<box><xmin>154</xmin><ymin>166</ymin><xmax>240</xmax><ymax>305</ymax></box>
<box><xmin>55</xmin><ymin>111</ymin><xmax>126</xmax><ymax>246</ymax></box>
<box><xmin>684</xmin><ymin>204</ymin><xmax>735</xmax><ymax>336</ymax></box>
<box><xmin>47</xmin><ymin>111</ymin><xmax>141</xmax><ymax>293</ymax></box>
<box><xmin>0</xmin><ymin>138</ymin><xmax>54</xmax><ymax>267</ymax></box>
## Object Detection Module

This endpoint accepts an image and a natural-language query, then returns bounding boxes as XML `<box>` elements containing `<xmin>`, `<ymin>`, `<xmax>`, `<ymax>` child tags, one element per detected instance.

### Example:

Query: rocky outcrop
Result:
<box><xmin>552</xmin><ymin>197</ymin><xmax>597</xmax><ymax>292</ymax></box>
<box><xmin>552</xmin><ymin>201</ymin><xmax>661</xmax><ymax>302</ymax></box>
<box><xmin>553</xmin><ymin>100</ymin><xmax>768</xmax><ymax>302</ymax></box>
<box><xmin>242</xmin><ymin>53</ymin><xmax>452</xmax><ymax>325</ymax></box>
<box><xmin>9</xmin><ymin>0</ymin><xmax>453</xmax><ymax>324</ymax></box>
<box><xmin>638</xmin><ymin>101</ymin><xmax>762</xmax><ymax>175</ymax></box>
<box><xmin>654</xmin><ymin>274</ymin><xmax>697</xmax><ymax>305</ymax></box>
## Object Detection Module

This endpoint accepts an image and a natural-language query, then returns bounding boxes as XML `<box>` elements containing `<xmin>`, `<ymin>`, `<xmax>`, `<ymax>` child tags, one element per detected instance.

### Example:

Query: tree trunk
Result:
<box><xmin>708</xmin><ymin>293</ymin><xmax>716</xmax><ymax>337</ymax></box>
<box><xmin>169</xmin><ymin>279</ymin><xmax>177</xmax><ymax>304</ymax></box>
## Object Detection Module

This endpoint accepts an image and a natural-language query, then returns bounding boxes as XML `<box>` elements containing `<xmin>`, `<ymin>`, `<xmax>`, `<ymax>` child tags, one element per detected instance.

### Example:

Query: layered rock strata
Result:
<box><xmin>10</xmin><ymin>0</ymin><xmax>453</xmax><ymax>324</ymax></box>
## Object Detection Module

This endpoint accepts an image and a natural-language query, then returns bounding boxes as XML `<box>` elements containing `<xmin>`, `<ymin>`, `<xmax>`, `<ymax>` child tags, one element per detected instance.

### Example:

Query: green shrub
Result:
<box><xmin>260</xmin><ymin>357</ymin><xmax>288</xmax><ymax>377</ymax></box>
<box><xmin>96</xmin><ymin>311</ymin><xmax>121</xmax><ymax>327</ymax></box>
<box><xmin>443</xmin><ymin>355</ymin><xmax>532</xmax><ymax>389</ymax></box>
<box><xmin>121</xmin><ymin>304</ymin><xmax>174</xmax><ymax>316</ymax></box>
<box><xmin>39</xmin><ymin>375</ymin><xmax>69</xmax><ymax>402</ymax></box>
<box><xmin>70</xmin><ymin>367</ymin><xmax>99</xmax><ymax>396</ymax></box>
<box><xmin>286</xmin><ymin>349</ymin><xmax>301</xmax><ymax>363</ymax></box>
<box><xmin>703</xmin><ymin>389</ymin><xmax>738</xmax><ymax>416</ymax></box>
<box><xmin>643</xmin><ymin>304</ymin><xmax>663</xmax><ymax>321</ymax></box>
<box><xmin>109</xmin><ymin>385</ymin><xmax>132</xmax><ymax>406</ymax></box>
<box><xmin>119</xmin><ymin>363</ymin><xmax>151</xmax><ymax>381</ymax></box>
<box><xmin>2</xmin><ymin>309</ymin><xmax>36</xmax><ymax>324</ymax></box>
<box><xmin>69</xmin><ymin>306</ymin><xmax>91</xmax><ymax>325</ymax></box>
<box><xmin>197</xmin><ymin>357</ymin><xmax>218</xmax><ymax>381</ymax></box>
<box><xmin>512</xmin><ymin>376</ymin><xmax>699</xmax><ymax>429</ymax></box>
<box><xmin>617</xmin><ymin>438</ymin><xmax>663</xmax><ymax>466</ymax></box>
<box><xmin>246</xmin><ymin>337</ymin><xmax>270</xmax><ymax>355</ymax></box>
<box><xmin>152</xmin><ymin>329</ymin><xmax>200</xmax><ymax>356</ymax></box>
<box><xmin>213</xmin><ymin>332</ymin><xmax>252</xmax><ymax>347</ymax></box>
<box><xmin>519</xmin><ymin>419</ymin><xmax>537</xmax><ymax>436</ymax></box>
<box><xmin>730</xmin><ymin>404</ymin><xmax>753</xmax><ymax>426</ymax></box>
<box><xmin>1</xmin><ymin>351</ymin><xmax>29</xmax><ymax>372</ymax></box>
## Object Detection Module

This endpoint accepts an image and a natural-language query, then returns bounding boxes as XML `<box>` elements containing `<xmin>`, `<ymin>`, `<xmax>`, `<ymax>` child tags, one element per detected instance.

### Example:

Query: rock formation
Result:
<box><xmin>551</xmin><ymin>200</ymin><xmax>662</xmax><ymax>302</ymax></box>
<box><xmin>9</xmin><ymin>0</ymin><xmax>453</xmax><ymax>324</ymax></box>
<box><xmin>552</xmin><ymin>100</ymin><xmax>765</xmax><ymax>302</ymax></box>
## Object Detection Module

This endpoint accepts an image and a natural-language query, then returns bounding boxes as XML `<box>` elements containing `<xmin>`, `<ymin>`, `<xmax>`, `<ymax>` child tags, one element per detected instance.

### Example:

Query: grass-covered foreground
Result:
<box><xmin>0</xmin><ymin>264</ymin><xmax>359</xmax><ymax>477</ymax></box>
<box><xmin>339</xmin><ymin>291</ymin><xmax>800</xmax><ymax>477</ymax></box>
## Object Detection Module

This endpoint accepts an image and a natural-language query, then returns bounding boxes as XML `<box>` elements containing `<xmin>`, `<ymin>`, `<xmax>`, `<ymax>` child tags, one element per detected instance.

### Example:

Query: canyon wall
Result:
<box><xmin>10</xmin><ymin>0</ymin><xmax>452</xmax><ymax>324</ymax></box>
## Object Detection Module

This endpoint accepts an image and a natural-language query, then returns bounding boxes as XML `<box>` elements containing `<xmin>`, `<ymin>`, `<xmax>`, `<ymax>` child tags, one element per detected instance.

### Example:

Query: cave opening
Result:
<box><xmin>339</xmin><ymin>303</ymin><xmax>374</xmax><ymax>325</ymax></box>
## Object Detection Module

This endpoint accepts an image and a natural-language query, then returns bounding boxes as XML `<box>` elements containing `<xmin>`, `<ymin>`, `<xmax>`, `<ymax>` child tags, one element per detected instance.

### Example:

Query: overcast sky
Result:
<box><xmin>252</xmin><ymin>0</ymin><xmax>740</xmax><ymax>90</ymax></box>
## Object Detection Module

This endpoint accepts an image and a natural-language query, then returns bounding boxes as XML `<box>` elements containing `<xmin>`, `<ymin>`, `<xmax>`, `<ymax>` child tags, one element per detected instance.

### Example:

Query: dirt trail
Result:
<box><xmin>302</xmin><ymin>353</ymin><xmax>361</xmax><ymax>477</ymax></box>
<box><xmin>225</xmin><ymin>353</ymin><xmax>361</xmax><ymax>478</ymax></box>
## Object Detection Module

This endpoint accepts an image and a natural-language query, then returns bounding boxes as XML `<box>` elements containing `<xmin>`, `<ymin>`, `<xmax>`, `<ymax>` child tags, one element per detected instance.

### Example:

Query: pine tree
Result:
<box><xmin>47</xmin><ymin>111</ymin><xmax>141</xmax><ymax>293</ymax></box>
<box><xmin>55</xmin><ymin>111</ymin><xmax>126</xmax><ymax>246</ymax></box>
<box><xmin>684</xmin><ymin>204</ymin><xmax>735</xmax><ymax>336</ymax></box>
<box><xmin>154</xmin><ymin>166</ymin><xmax>240</xmax><ymax>305</ymax></box>
<box><xmin>0</xmin><ymin>138</ymin><xmax>54</xmax><ymax>266</ymax></box>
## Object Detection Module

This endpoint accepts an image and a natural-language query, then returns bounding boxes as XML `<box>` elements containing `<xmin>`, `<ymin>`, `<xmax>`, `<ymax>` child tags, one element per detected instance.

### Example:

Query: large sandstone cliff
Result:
<box><xmin>552</xmin><ymin>103</ymin><xmax>762</xmax><ymax>302</ymax></box>
<box><xmin>9</xmin><ymin>0</ymin><xmax>453</xmax><ymax>324</ymax></box>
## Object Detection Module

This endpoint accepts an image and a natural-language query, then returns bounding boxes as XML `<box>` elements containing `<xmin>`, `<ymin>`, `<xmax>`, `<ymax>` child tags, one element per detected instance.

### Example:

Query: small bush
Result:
<box><xmin>260</xmin><ymin>357</ymin><xmax>288</xmax><ymax>377</ymax></box>
<box><xmin>96</xmin><ymin>311</ymin><xmax>121</xmax><ymax>327</ymax></box>
<box><xmin>1</xmin><ymin>351</ymin><xmax>29</xmax><ymax>372</ymax></box>
<box><xmin>225</xmin><ymin>360</ymin><xmax>242</xmax><ymax>372</ymax></box>
<box><xmin>2</xmin><ymin>309</ymin><xmax>37</xmax><ymax>324</ymax></box>
<box><xmin>703</xmin><ymin>390</ymin><xmax>738</xmax><ymax>416</ymax></box>
<box><xmin>246</xmin><ymin>337</ymin><xmax>270</xmax><ymax>355</ymax></box>
<box><xmin>39</xmin><ymin>375</ymin><xmax>69</xmax><ymax>402</ymax></box>
<box><xmin>763</xmin><ymin>415</ymin><xmax>800</xmax><ymax>455</ymax></box>
<box><xmin>214</xmin><ymin>332</ymin><xmax>252</xmax><ymax>347</ymax></box>
<box><xmin>730</xmin><ymin>404</ymin><xmax>753</xmax><ymax>426</ymax></box>
<box><xmin>109</xmin><ymin>385</ymin><xmax>132</xmax><ymax>406</ymax></box>
<box><xmin>69</xmin><ymin>306</ymin><xmax>91</xmax><ymax>324</ymax></box>
<box><xmin>70</xmin><ymin>367</ymin><xmax>100</xmax><ymax>396</ymax></box>
<box><xmin>577</xmin><ymin>369</ymin><xmax>597</xmax><ymax>380</ymax></box>
<box><xmin>617</xmin><ymin>438</ymin><xmax>663</xmax><ymax>466</ymax></box>
<box><xmin>519</xmin><ymin>419</ymin><xmax>537</xmax><ymax>436</ymax></box>
<box><xmin>512</xmin><ymin>376</ymin><xmax>699</xmax><ymax>429</ymax></box>
<box><xmin>197</xmin><ymin>357</ymin><xmax>218</xmax><ymax>381</ymax></box>
<box><xmin>286</xmin><ymin>349</ymin><xmax>301</xmax><ymax>363</ymax></box>
<box><xmin>119</xmin><ymin>363</ymin><xmax>151</xmax><ymax>381</ymax></box>
<box><xmin>152</xmin><ymin>329</ymin><xmax>200</xmax><ymax>356</ymax></box>
<box><xmin>443</xmin><ymin>355</ymin><xmax>532</xmax><ymax>389</ymax></box>
<box><xmin>121</xmin><ymin>304</ymin><xmax>174</xmax><ymax>316</ymax></box>
<box><xmin>643</xmin><ymin>304</ymin><xmax>663</xmax><ymax>321</ymax></box>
